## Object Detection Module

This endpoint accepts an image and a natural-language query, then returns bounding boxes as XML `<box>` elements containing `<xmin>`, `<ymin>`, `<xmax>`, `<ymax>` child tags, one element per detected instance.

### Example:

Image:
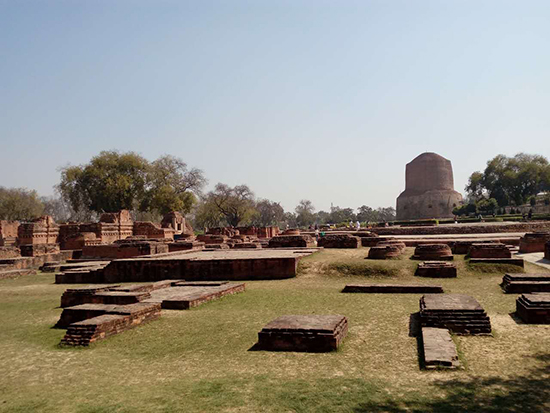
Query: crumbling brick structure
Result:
<box><xmin>133</xmin><ymin>221</ymin><xmax>175</xmax><ymax>240</ymax></box>
<box><xmin>0</xmin><ymin>220</ymin><xmax>19</xmax><ymax>246</ymax></box>
<box><xmin>318</xmin><ymin>234</ymin><xmax>360</xmax><ymax>248</ymax></box>
<box><xmin>17</xmin><ymin>216</ymin><xmax>60</xmax><ymax>256</ymax></box>
<box><xmin>467</xmin><ymin>243</ymin><xmax>511</xmax><ymax>259</ymax></box>
<box><xmin>367</xmin><ymin>245</ymin><xmax>402</xmax><ymax>259</ymax></box>
<box><xmin>412</xmin><ymin>244</ymin><xmax>453</xmax><ymax>260</ymax></box>
<box><xmin>82</xmin><ymin>239</ymin><xmax>169</xmax><ymax>259</ymax></box>
<box><xmin>268</xmin><ymin>235</ymin><xmax>316</xmax><ymax>248</ymax></box>
<box><xmin>519</xmin><ymin>232</ymin><xmax>550</xmax><ymax>253</ymax></box>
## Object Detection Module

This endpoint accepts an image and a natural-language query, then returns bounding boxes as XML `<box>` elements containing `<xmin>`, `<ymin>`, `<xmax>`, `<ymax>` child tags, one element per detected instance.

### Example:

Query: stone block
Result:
<box><xmin>342</xmin><ymin>284</ymin><xmax>443</xmax><ymax>293</ymax></box>
<box><xmin>258</xmin><ymin>315</ymin><xmax>348</xmax><ymax>352</ymax></box>
<box><xmin>415</xmin><ymin>261</ymin><xmax>457</xmax><ymax>278</ymax></box>
<box><xmin>420</xmin><ymin>294</ymin><xmax>491</xmax><ymax>335</ymax></box>
<box><xmin>516</xmin><ymin>293</ymin><xmax>550</xmax><ymax>324</ymax></box>
<box><xmin>421</xmin><ymin>327</ymin><xmax>459</xmax><ymax>369</ymax></box>
<box><xmin>318</xmin><ymin>234</ymin><xmax>360</xmax><ymax>249</ymax></box>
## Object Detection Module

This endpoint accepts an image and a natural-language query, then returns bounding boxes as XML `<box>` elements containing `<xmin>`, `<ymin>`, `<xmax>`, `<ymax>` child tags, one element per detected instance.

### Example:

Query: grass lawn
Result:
<box><xmin>0</xmin><ymin>248</ymin><xmax>549</xmax><ymax>412</ymax></box>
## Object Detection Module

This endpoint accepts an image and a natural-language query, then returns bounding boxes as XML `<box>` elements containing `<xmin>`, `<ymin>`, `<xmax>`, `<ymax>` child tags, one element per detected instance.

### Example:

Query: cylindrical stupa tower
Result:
<box><xmin>396</xmin><ymin>152</ymin><xmax>463</xmax><ymax>220</ymax></box>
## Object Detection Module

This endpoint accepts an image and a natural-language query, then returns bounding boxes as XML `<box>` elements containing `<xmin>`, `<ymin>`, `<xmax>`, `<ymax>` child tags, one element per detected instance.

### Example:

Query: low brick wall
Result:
<box><xmin>342</xmin><ymin>284</ymin><xmax>443</xmax><ymax>293</ymax></box>
<box><xmin>268</xmin><ymin>235</ymin><xmax>316</xmax><ymax>248</ymax></box>
<box><xmin>370</xmin><ymin>221</ymin><xmax>550</xmax><ymax>236</ymax></box>
<box><xmin>519</xmin><ymin>232</ymin><xmax>550</xmax><ymax>253</ymax></box>
<box><xmin>318</xmin><ymin>235</ymin><xmax>360</xmax><ymax>249</ymax></box>
<box><xmin>100</xmin><ymin>256</ymin><xmax>300</xmax><ymax>283</ymax></box>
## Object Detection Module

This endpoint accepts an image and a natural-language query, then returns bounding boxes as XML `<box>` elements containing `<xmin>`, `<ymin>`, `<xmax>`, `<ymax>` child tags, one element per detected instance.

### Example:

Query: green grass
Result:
<box><xmin>0</xmin><ymin>248</ymin><xmax>549</xmax><ymax>412</ymax></box>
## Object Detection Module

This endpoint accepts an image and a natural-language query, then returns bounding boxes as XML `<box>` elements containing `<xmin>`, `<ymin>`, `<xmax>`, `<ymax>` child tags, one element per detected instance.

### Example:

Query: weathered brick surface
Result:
<box><xmin>467</xmin><ymin>243</ymin><xmax>512</xmax><ymax>259</ymax></box>
<box><xmin>421</xmin><ymin>327</ymin><xmax>459</xmax><ymax>369</ymax></box>
<box><xmin>60</xmin><ymin>303</ymin><xmax>161</xmax><ymax>346</ymax></box>
<box><xmin>367</xmin><ymin>245</ymin><xmax>402</xmax><ymax>259</ymax></box>
<box><xmin>415</xmin><ymin>262</ymin><xmax>457</xmax><ymax>278</ymax></box>
<box><xmin>519</xmin><ymin>232</ymin><xmax>550</xmax><ymax>253</ymax></box>
<box><xmin>147</xmin><ymin>282</ymin><xmax>246</xmax><ymax>309</ymax></box>
<box><xmin>0</xmin><ymin>246</ymin><xmax>20</xmax><ymax>259</ymax></box>
<box><xmin>370</xmin><ymin>221</ymin><xmax>550</xmax><ymax>236</ymax></box>
<box><xmin>342</xmin><ymin>284</ymin><xmax>443</xmax><ymax>293</ymax></box>
<box><xmin>82</xmin><ymin>241</ymin><xmax>169</xmax><ymax>259</ymax></box>
<box><xmin>56</xmin><ymin>302</ymin><xmax>160</xmax><ymax>328</ymax></box>
<box><xmin>501</xmin><ymin>273</ymin><xmax>550</xmax><ymax>293</ymax></box>
<box><xmin>420</xmin><ymin>294</ymin><xmax>492</xmax><ymax>335</ymax></box>
<box><xmin>516</xmin><ymin>293</ymin><xmax>550</xmax><ymax>324</ymax></box>
<box><xmin>258</xmin><ymin>315</ymin><xmax>348</xmax><ymax>352</ymax></box>
<box><xmin>546</xmin><ymin>240</ymin><xmax>550</xmax><ymax>260</ymax></box>
<box><xmin>412</xmin><ymin>244</ymin><xmax>453</xmax><ymax>260</ymax></box>
<box><xmin>318</xmin><ymin>234</ymin><xmax>360</xmax><ymax>249</ymax></box>
<box><xmin>268</xmin><ymin>235</ymin><xmax>316</xmax><ymax>248</ymax></box>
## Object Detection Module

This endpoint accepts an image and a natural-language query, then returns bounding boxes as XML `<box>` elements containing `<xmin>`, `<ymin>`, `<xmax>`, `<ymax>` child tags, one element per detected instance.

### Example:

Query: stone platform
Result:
<box><xmin>519</xmin><ymin>232</ymin><xmax>550</xmax><ymax>253</ymax></box>
<box><xmin>421</xmin><ymin>327</ymin><xmax>459</xmax><ymax>369</ymax></box>
<box><xmin>342</xmin><ymin>284</ymin><xmax>443</xmax><ymax>294</ymax></box>
<box><xmin>467</xmin><ymin>243</ymin><xmax>512</xmax><ymax>259</ymax></box>
<box><xmin>144</xmin><ymin>282</ymin><xmax>246</xmax><ymax>309</ymax></box>
<box><xmin>55</xmin><ymin>249</ymin><xmax>316</xmax><ymax>284</ymax></box>
<box><xmin>516</xmin><ymin>293</ymin><xmax>550</xmax><ymax>324</ymax></box>
<box><xmin>469</xmin><ymin>258</ymin><xmax>524</xmax><ymax>267</ymax></box>
<box><xmin>501</xmin><ymin>273</ymin><xmax>550</xmax><ymax>293</ymax></box>
<box><xmin>415</xmin><ymin>262</ymin><xmax>457</xmax><ymax>278</ymax></box>
<box><xmin>60</xmin><ymin>303</ymin><xmax>162</xmax><ymax>346</ymax></box>
<box><xmin>257</xmin><ymin>315</ymin><xmax>348</xmax><ymax>352</ymax></box>
<box><xmin>420</xmin><ymin>294</ymin><xmax>492</xmax><ymax>335</ymax></box>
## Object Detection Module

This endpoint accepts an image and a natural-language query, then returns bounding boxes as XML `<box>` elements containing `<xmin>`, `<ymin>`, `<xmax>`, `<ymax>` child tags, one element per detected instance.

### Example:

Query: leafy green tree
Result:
<box><xmin>204</xmin><ymin>183</ymin><xmax>256</xmax><ymax>227</ymax></box>
<box><xmin>329</xmin><ymin>206</ymin><xmax>356</xmax><ymax>224</ymax></box>
<box><xmin>140</xmin><ymin>155</ymin><xmax>206</xmax><ymax>215</ymax></box>
<box><xmin>58</xmin><ymin>151</ymin><xmax>149</xmax><ymax>214</ymax></box>
<box><xmin>295</xmin><ymin>199</ymin><xmax>316</xmax><ymax>228</ymax></box>
<box><xmin>253</xmin><ymin>199</ymin><xmax>285</xmax><ymax>226</ymax></box>
<box><xmin>0</xmin><ymin>187</ymin><xmax>44</xmax><ymax>221</ymax></box>
<box><xmin>477</xmin><ymin>198</ymin><xmax>499</xmax><ymax>215</ymax></box>
<box><xmin>466</xmin><ymin>153</ymin><xmax>550</xmax><ymax>206</ymax></box>
<box><xmin>58</xmin><ymin>151</ymin><xmax>206</xmax><ymax>217</ymax></box>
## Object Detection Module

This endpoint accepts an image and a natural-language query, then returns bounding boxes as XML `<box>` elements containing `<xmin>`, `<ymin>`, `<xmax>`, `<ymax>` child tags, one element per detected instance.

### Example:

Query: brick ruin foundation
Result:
<box><xmin>546</xmin><ymin>240</ymin><xmax>550</xmax><ymax>260</ymax></box>
<box><xmin>516</xmin><ymin>293</ymin><xmax>550</xmax><ymax>324</ymax></box>
<box><xmin>467</xmin><ymin>243</ymin><xmax>512</xmax><ymax>259</ymax></box>
<box><xmin>57</xmin><ymin>280</ymin><xmax>246</xmax><ymax>345</ymax></box>
<box><xmin>501</xmin><ymin>273</ymin><xmax>550</xmax><ymax>293</ymax></box>
<box><xmin>342</xmin><ymin>284</ymin><xmax>443</xmax><ymax>293</ymax></box>
<box><xmin>317</xmin><ymin>234</ymin><xmax>360</xmax><ymax>248</ymax></box>
<box><xmin>367</xmin><ymin>245</ymin><xmax>403</xmax><ymax>259</ymax></box>
<box><xmin>420</xmin><ymin>294</ymin><xmax>492</xmax><ymax>335</ymax></box>
<box><xmin>415</xmin><ymin>261</ymin><xmax>457</xmax><ymax>278</ymax></box>
<box><xmin>257</xmin><ymin>315</ymin><xmax>348</xmax><ymax>352</ymax></box>
<box><xmin>518</xmin><ymin>232</ymin><xmax>550</xmax><ymax>253</ymax></box>
<box><xmin>411</xmin><ymin>244</ymin><xmax>453</xmax><ymax>260</ymax></box>
<box><xmin>268</xmin><ymin>234</ymin><xmax>316</xmax><ymax>248</ymax></box>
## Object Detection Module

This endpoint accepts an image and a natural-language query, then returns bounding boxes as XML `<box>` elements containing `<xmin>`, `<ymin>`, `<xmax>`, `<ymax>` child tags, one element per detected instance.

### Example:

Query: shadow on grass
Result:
<box><xmin>354</xmin><ymin>353</ymin><xmax>550</xmax><ymax>413</ymax></box>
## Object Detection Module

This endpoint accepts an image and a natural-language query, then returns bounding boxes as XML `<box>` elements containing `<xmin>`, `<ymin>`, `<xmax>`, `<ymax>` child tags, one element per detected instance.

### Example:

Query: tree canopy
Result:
<box><xmin>466</xmin><ymin>153</ymin><xmax>550</xmax><ymax>207</ymax></box>
<box><xmin>0</xmin><ymin>187</ymin><xmax>44</xmax><ymax>221</ymax></box>
<box><xmin>57</xmin><ymin>151</ymin><xmax>206</xmax><ymax>216</ymax></box>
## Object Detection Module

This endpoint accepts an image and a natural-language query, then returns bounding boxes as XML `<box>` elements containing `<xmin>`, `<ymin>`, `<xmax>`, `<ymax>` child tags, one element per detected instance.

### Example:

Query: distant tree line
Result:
<box><xmin>7</xmin><ymin>150</ymin><xmax>548</xmax><ymax>226</ymax></box>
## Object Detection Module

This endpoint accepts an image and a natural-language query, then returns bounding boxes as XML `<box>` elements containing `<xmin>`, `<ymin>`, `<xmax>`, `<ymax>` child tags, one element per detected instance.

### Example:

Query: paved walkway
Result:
<box><xmin>516</xmin><ymin>252</ymin><xmax>550</xmax><ymax>270</ymax></box>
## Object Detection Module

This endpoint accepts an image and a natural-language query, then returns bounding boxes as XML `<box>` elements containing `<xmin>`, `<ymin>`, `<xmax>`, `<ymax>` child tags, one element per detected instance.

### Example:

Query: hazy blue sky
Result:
<box><xmin>1</xmin><ymin>0</ymin><xmax>549</xmax><ymax>212</ymax></box>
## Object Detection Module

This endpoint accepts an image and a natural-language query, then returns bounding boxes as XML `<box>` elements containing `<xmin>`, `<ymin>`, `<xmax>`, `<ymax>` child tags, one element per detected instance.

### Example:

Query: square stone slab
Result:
<box><xmin>258</xmin><ymin>315</ymin><xmax>348</xmax><ymax>352</ymax></box>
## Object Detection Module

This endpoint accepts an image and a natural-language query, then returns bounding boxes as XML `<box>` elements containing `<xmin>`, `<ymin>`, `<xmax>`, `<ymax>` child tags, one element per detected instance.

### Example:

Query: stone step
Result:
<box><xmin>421</xmin><ymin>327</ymin><xmax>459</xmax><ymax>369</ymax></box>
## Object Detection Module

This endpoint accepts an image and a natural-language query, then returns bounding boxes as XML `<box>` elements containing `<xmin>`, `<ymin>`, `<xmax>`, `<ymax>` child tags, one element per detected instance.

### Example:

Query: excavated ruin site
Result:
<box><xmin>2</xmin><ymin>203</ymin><xmax>550</xmax><ymax>410</ymax></box>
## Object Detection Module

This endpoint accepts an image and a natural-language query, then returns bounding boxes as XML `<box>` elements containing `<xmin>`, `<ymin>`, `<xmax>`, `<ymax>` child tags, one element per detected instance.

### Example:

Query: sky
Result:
<box><xmin>1</xmin><ymin>0</ymin><xmax>549</xmax><ymax>212</ymax></box>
